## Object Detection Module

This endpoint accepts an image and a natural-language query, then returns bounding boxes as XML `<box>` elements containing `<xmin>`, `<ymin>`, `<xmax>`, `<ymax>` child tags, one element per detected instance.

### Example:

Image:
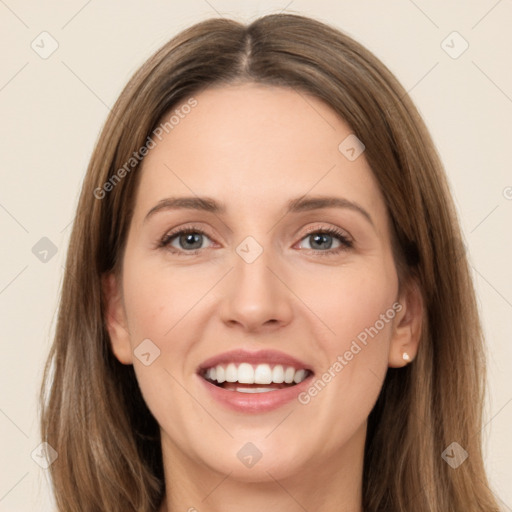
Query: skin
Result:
<box><xmin>103</xmin><ymin>83</ymin><xmax>423</xmax><ymax>512</ymax></box>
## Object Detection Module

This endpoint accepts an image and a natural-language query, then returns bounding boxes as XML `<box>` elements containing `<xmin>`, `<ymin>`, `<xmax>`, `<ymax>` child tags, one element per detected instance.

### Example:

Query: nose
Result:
<box><xmin>218</xmin><ymin>241</ymin><xmax>294</xmax><ymax>333</ymax></box>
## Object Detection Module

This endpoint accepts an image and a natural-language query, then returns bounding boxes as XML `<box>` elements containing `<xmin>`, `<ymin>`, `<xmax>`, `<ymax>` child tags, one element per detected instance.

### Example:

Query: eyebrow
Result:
<box><xmin>144</xmin><ymin>195</ymin><xmax>374</xmax><ymax>227</ymax></box>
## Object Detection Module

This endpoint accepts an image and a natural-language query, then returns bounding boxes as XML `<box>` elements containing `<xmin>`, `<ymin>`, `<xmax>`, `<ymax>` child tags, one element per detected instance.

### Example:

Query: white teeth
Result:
<box><xmin>232</xmin><ymin>387</ymin><xmax>280</xmax><ymax>393</ymax></box>
<box><xmin>238</xmin><ymin>363</ymin><xmax>254</xmax><ymax>384</ymax></box>
<box><xmin>284</xmin><ymin>366</ymin><xmax>295</xmax><ymax>384</ymax></box>
<box><xmin>254</xmin><ymin>364</ymin><xmax>272</xmax><ymax>384</ymax></box>
<box><xmin>272</xmin><ymin>365</ymin><xmax>285</xmax><ymax>383</ymax></box>
<box><xmin>293</xmin><ymin>369</ymin><xmax>307</xmax><ymax>384</ymax></box>
<box><xmin>225</xmin><ymin>363</ymin><xmax>237</xmax><ymax>382</ymax></box>
<box><xmin>205</xmin><ymin>363</ymin><xmax>309</xmax><ymax>385</ymax></box>
<box><xmin>216</xmin><ymin>365</ymin><xmax>225</xmax><ymax>383</ymax></box>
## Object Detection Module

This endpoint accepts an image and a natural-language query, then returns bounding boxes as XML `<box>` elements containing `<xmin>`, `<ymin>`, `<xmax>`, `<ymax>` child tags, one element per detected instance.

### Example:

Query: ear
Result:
<box><xmin>101</xmin><ymin>272</ymin><xmax>133</xmax><ymax>365</ymax></box>
<box><xmin>388</xmin><ymin>278</ymin><xmax>423</xmax><ymax>368</ymax></box>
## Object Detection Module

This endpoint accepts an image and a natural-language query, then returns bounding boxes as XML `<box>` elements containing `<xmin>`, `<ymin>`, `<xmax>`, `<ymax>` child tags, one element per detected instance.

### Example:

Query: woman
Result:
<box><xmin>40</xmin><ymin>13</ymin><xmax>502</xmax><ymax>512</ymax></box>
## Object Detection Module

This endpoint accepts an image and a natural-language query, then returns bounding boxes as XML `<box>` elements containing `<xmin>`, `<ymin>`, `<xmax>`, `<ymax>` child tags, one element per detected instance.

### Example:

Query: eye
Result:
<box><xmin>158</xmin><ymin>225</ymin><xmax>214</xmax><ymax>255</ymax></box>
<box><xmin>296</xmin><ymin>226</ymin><xmax>353</xmax><ymax>255</ymax></box>
<box><xmin>157</xmin><ymin>224</ymin><xmax>353</xmax><ymax>256</ymax></box>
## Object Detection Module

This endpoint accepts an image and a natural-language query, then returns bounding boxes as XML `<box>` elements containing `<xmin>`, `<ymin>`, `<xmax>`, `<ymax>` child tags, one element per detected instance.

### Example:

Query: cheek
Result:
<box><xmin>333</xmin><ymin>275</ymin><xmax>396</xmax><ymax>350</ymax></box>
<box><xmin>299</xmin><ymin>258</ymin><xmax>398</xmax><ymax>353</ymax></box>
<box><xmin>295</xmin><ymin>264</ymin><xmax>398</xmax><ymax>438</ymax></box>
<box><xmin>119</xmin><ymin>253</ymin><xmax>212</xmax><ymax>421</ymax></box>
<box><xmin>121</xmin><ymin>252</ymin><xmax>206</xmax><ymax>341</ymax></box>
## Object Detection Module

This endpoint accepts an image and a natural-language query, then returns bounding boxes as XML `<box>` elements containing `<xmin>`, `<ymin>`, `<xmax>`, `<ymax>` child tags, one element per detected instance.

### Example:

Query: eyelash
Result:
<box><xmin>157</xmin><ymin>224</ymin><xmax>353</xmax><ymax>257</ymax></box>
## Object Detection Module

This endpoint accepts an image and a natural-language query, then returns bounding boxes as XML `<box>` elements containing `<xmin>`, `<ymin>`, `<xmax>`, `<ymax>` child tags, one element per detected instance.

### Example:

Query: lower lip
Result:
<box><xmin>197</xmin><ymin>373</ymin><xmax>314</xmax><ymax>413</ymax></box>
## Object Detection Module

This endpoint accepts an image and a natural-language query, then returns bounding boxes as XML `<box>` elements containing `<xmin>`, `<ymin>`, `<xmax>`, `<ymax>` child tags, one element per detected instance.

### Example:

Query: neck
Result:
<box><xmin>158</xmin><ymin>425</ymin><xmax>366</xmax><ymax>512</ymax></box>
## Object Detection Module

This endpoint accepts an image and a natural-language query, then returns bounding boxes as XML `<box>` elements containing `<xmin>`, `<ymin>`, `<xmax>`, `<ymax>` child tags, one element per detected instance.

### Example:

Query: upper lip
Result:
<box><xmin>198</xmin><ymin>349</ymin><xmax>313</xmax><ymax>373</ymax></box>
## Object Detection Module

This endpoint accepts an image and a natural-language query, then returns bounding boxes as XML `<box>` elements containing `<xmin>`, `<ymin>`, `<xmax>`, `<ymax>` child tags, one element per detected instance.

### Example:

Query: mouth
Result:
<box><xmin>200</xmin><ymin>362</ymin><xmax>312</xmax><ymax>393</ymax></box>
<box><xmin>196</xmin><ymin>349</ymin><xmax>314</xmax><ymax>411</ymax></box>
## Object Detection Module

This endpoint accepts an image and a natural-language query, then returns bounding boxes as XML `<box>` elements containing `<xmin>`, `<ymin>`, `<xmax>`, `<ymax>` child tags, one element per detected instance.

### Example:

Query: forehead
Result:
<box><xmin>133</xmin><ymin>83</ymin><xmax>385</xmax><ymax>223</ymax></box>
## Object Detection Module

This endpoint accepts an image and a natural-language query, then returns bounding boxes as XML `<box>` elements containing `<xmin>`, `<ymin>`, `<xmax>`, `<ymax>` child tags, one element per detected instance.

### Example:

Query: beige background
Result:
<box><xmin>0</xmin><ymin>0</ymin><xmax>511</xmax><ymax>510</ymax></box>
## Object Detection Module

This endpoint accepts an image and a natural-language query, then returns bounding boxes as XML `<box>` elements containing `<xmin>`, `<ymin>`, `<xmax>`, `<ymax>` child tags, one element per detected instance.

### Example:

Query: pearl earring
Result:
<box><xmin>402</xmin><ymin>352</ymin><xmax>411</xmax><ymax>362</ymax></box>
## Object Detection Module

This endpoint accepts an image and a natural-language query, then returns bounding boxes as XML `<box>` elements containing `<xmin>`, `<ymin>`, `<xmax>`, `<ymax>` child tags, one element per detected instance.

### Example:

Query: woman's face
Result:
<box><xmin>104</xmin><ymin>83</ymin><xmax>419</xmax><ymax>483</ymax></box>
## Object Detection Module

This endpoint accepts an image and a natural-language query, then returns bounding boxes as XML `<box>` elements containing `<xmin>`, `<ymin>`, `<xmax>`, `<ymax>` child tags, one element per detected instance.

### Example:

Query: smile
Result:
<box><xmin>197</xmin><ymin>349</ymin><xmax>315</xmax><ymax>412</ymax></box>
<box><xmin>202</xmin><ymin>363</ymin><xmax>310</xmax><ymax>393</ymax></box>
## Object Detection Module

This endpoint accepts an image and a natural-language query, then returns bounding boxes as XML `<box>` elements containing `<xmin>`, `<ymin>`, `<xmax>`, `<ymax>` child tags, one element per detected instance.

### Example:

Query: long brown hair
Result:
<box><xmin>40</xmin><ymin>13</ymin><xmax>501</xmax><ymax>511</ymax></box>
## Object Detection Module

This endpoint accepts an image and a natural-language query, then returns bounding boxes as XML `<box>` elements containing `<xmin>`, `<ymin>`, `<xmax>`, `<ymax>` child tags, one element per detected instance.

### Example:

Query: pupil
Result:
<box><xmin>311</xmin><ymin>234</ymin><xmax>332</xmax><ymax>250</ymax></box>
<box><xmin>181</xmin><ymin>233</ymin><xmax>202</xmax><ymax>250</ymax></box>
